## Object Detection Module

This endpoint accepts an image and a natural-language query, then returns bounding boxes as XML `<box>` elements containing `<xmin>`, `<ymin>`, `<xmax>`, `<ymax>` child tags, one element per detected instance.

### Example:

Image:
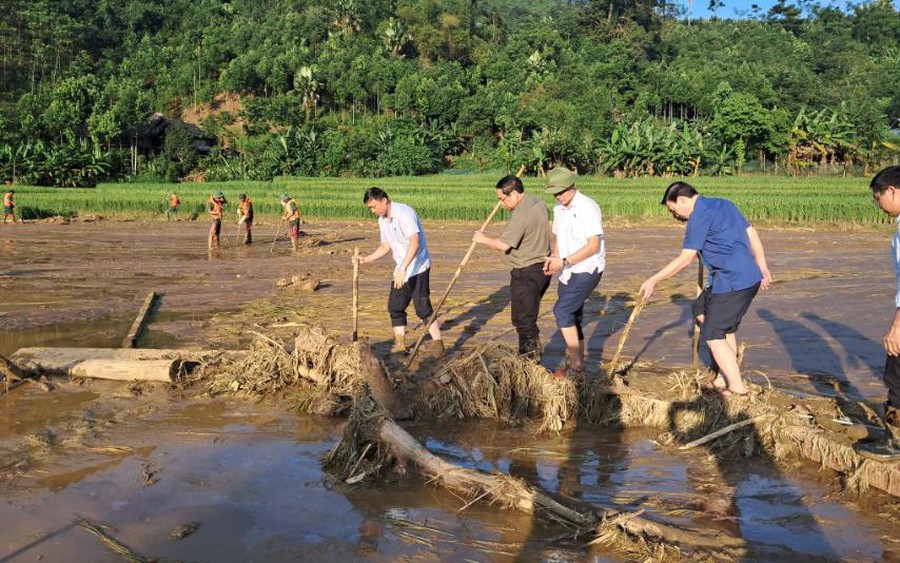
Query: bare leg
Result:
<box><xmin>707</xmin><ymin>338</ymin><xmax>747</xmax><ymax>394</ymax></box>
<box><xmin>560</xmin><ymin>326</ymin><xmax>584</xmax><ymax>372</ymax></box>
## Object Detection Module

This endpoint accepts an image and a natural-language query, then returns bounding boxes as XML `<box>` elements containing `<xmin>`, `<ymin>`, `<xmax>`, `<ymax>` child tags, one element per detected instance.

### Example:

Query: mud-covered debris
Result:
<box><xmin>170</xmin><ymin>521</ymin><xmax>200</xmax><ymax>539</ymax></box>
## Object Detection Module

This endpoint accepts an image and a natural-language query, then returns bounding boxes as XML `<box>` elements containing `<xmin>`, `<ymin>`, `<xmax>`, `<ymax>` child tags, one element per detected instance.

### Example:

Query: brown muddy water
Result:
<box><xmin>1</xmin><ymin>219</ymin><xmax>899</xmax><ymax>561</ymax></box>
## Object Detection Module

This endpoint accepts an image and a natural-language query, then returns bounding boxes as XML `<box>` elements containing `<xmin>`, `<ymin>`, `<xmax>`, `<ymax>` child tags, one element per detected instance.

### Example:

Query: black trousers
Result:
<box><xmin>388</xmin><ymin>269</ymin><xmax>434</xmax><ymax>327</ymax></box>
<box><xmin>510</xmin><ymin>262</ymin><xmax>551</xmax><ymax>353</ymax></box>
<box><xmin>885</xmin><ymin>354</ymin><xmax>900</xmax><ymax>415</ymax></box>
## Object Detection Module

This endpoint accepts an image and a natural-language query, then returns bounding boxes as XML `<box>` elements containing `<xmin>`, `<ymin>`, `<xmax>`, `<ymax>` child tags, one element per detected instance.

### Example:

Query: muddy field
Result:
<box><xmin>1</xmin><ymin>218</ymin><xmax>898</xmax><ymax>561</ymax></box>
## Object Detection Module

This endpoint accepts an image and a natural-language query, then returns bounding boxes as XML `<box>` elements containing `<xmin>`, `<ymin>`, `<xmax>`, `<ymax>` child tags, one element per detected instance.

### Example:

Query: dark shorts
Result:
<box><xmin>700</xmin><ymin>283</ymin><xmax>760</xmax><ymax>341</ymax></box>
<box><xmin>209</xmin><ymin>219</ymin><xmax>221</xmax><ymax>236</ymax></box>
<box><xmin>4</xmin><ymin>205</ymin><xmax>13</xmax><ymax>214</ymax></box>
<box><xmin>168</xmin><ymin>206</ymin><xmax>178</xmax><ymax>213</ymax></box>
<box><xmin>289</xmin><ymin>219</ymin><xmax>300</xmax><ymax>237</ymax></box>
<box><xmin>554</xmin><ymin>270</ymin><xmax>602</xmax><ymax>334</ymax></box>
<box><xmin>388</xmin><ymin>268</ymin><xmax>434</xmax><ymax>327</ymax></box>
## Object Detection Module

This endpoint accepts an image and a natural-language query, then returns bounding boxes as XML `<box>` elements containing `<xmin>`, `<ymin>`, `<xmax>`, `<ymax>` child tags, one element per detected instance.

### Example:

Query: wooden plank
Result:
<box><xmin>121</xmin><ymin>291</ymin><xmax>158</xmax><ymax>348</ymax></box>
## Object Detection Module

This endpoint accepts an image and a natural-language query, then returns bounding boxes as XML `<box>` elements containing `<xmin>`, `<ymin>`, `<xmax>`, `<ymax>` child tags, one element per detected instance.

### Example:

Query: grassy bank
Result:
<box><xmin>7</xmin><ymin>174</ymin><xmax>886</xmax><ymax>226</ymax></box>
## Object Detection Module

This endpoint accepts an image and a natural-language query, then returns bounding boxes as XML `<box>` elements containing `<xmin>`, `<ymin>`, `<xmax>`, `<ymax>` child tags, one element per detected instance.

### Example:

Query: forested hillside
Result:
<box><xmin>0</xmin><ymin>0</ymin><xmax>898</xmax><ymax>185</ymax></box>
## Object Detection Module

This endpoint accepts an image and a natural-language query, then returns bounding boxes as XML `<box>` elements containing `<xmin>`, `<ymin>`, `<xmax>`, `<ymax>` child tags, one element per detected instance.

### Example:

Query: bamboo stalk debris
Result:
<box><xmin>607</xmin><ymin>296</ymin><xmax>646</xmax><ymax>374</ymax></box>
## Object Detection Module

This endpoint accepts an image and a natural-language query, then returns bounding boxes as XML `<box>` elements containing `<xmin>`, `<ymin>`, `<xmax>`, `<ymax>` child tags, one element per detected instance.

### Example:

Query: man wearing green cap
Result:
<box><xmin>473</xmin><ymin>174</ymin><xmax>551</xmax><ymax>360</ymax></box>
<box><xmin>207</xmin><ymin>191</ymin><xmax>227</xmax><ymax>250</ymax></box>
<box><xmin>280</xmin><ymin>193</ymin><xmax>301</xmax><ymax>251</ymax></box>
<box><xmin>542</xmin><ymin>167</ymin><xmax>605</xmax><ymax>377</ymax></box>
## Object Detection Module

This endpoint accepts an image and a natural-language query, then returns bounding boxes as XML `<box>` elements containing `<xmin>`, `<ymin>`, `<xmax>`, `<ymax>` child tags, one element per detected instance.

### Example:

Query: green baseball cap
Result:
<box><xmin>543</xmin><ymin>167</ymin><xmax>578</xmax><ymax>195</ymax></box>
<box><xmin>280</xmin><ymin>193</ymin><xmax>290</xmax><ymax>202</ymax></box>
<box><xmin>214</xmin><ymin>191</ymin><xmax>225</xmax><ymax>199</ymax></box>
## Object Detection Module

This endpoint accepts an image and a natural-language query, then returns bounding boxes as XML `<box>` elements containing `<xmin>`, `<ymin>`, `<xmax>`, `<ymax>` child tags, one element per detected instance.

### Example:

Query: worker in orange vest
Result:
<box><xmin>237</xmin><ymin>193</ymin><xmax>253</xmax><ymax>245</ymax></box>
<box><xmin>2</xmin><ymin>189</ymin><xmax>15</xmax><ymax>223</ymax></box>
<box><xmin>208</xmin><ymin>191</ymin><xmax>226</xmax><ymax>250</ymax></box>
<box><xmin>280</xmin><ymin>193</ymin><xmax>301</xmax><ymax>251</ymax></box>
<box><xmin>166</xmin><ymin>192</ymin><xmax>180</xmax><ymax>221</ymax></box>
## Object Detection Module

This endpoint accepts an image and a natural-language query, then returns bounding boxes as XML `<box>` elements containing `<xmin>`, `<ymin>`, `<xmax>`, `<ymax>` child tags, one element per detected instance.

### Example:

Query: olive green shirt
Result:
<box><xmin>498</xmin><ymin>193</ymin><xmax>551</xmax><ymax>269</ymax></box>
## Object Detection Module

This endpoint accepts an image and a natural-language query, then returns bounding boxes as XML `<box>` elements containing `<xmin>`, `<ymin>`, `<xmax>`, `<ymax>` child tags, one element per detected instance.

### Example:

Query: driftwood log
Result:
<box><xmin>10</xmin><ymin>347</ymin><xmax>244</xmax><ymax>382</ymax></box>
<box><xmin>354</xmin><ymin>344</ymin><xmax>746</xmax><ymax>556</ymax></box>
<box><xmin>121</xmin><ymin>291</ymin><xmax>158</xmax><ymax>348</ymax></box>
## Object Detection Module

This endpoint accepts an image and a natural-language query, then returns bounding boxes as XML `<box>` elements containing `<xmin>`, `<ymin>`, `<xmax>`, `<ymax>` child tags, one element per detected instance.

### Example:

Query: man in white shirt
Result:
<box><xmin>543</xmin><ymin>168</ymin><xmax>605</xmax><ymax>377</ymax></box>
<box><xmin>858</xmin><ymin>165</ymin><xmax>900</xmax><ymax>460</ymax></box>
<box><xmin>356</xmin><ymin>187</ymin><xmax>443</xmax><ymax>356</ymax></box>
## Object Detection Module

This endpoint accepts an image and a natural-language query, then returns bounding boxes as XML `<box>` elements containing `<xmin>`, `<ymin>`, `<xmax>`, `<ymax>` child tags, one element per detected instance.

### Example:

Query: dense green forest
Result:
<box><xmin>0</xmin><ymin>0</ymin><xmax>898</xmax><ymax>186</ymax></box>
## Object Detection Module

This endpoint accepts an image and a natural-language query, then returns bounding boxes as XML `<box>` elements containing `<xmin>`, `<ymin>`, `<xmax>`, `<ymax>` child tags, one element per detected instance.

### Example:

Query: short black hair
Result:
<box><xmin>661</xmin><ymin>181</ymin><xmax>699</xmax><ymax>205</ymax></box>
<box><xmin>871</xmin><ymin>165</ymin><xmax>900</xmax><ymax>194</ymax></box>
<box><xmin>363</xmin><ymin>186</ymin><xmax>389</xmax><ymax>203</ymax></box>
<box><xmin>495</xmin><ymin>175</ymin><xmax>524</xmax><ymax>195</ymax></box>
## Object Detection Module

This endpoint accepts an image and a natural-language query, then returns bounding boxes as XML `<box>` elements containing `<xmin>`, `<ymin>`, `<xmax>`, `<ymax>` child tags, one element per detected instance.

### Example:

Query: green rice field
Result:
<box><xmin>6</xmin><ymin>174</ymin><xmax>889</xmax><ymax>226</ymax></box>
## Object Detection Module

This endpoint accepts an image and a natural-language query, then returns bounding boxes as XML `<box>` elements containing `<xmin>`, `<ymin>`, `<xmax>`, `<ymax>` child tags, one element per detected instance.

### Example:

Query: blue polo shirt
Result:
<box><xmin>683</xmin><ymin>196</ymin><xmax>762</xmax><ymax>294</ymax></box>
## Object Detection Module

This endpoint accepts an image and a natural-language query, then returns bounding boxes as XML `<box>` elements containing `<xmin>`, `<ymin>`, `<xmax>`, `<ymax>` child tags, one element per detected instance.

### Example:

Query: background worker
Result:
<box><xmin>542</xmin><ymin>168</ymin><xmax>606</xmax><ymax>378</ymax></box>
<box><xmin>857</xmin><ymin>165</ymin><xmax>900</xmax><ymax>461</ymax></box>
<box><xmin>238</xmin><ymin>193</ymin><xmax>253</xmax><ymax>244</ymax></box>
<box><xmin>473</xmin><ymin>174</ymin><xmax>551</xmax><ymax>360</ymax></box>
<box><xmin>207</xmin><ymin>191</ymin><xmax>226</xmax><ymax>250</ymax></box>
<box><xmin>355</xmin><ymin>187</ymin><xmax>443</xmax><ymax>356</ymax></box>
<box><xmin>3</xmin><ymin>188</ymin><xmax>15</xmax><ymax>223</ymax></box>
<box><xmin>166</xmin><ymin>191</ymin><xmax>180</xmax><ymax>221</ymax></box>
<box><xmin>639</xmin><ymin>181</ymin><xmax>771</xmax><ymax>400</ymax></box>
<box><xmin>280</xmin><ymin>193</ymin><xmax>301</xmax><ymax>251</ymax></box>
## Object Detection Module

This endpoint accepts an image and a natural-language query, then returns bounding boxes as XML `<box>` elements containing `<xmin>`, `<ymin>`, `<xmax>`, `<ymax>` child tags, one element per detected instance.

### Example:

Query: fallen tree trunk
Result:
<box><xmin>373</xmin><ymin>415</ymin><xmax>745</xmax><ymax>555</ymax></box>
<box><xmin>348</xmin><ymin>343</ymin><xmax>745</xmax><ymax>556</ymax></box>
<box><xmin>69</xmin><ymin>359</ymin><xmax>180</xmax><ymax>382</ymax></box>
<box><xmin>11</xmin><ymin>347</ymin><xmax>242</xmax><ymax>374</ymax></box>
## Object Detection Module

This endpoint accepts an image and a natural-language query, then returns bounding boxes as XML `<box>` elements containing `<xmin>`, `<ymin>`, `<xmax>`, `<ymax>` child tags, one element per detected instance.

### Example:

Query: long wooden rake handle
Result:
<box><xmin>692</xmin><ymin>260</ymin><xmax>705</xmax><ymax>371</ymax></box>
<box><xmin>269</xmin><ymin>217</ymin><xmax>285</xmax><ymax>253</ymax></box>
<box><xmin>607</xmin><ymin>296</ymin><xmax>646</xmax><ymax>375</ymax></box>
<box><xmin>406</xmin><ymin>200</ymin><xmax>504</xmax><ymax>366</ymax></box>
<box><xmin>352</xmin><ymin>247</ymin><xmax>360</xmax><ymax>342</ymax></box>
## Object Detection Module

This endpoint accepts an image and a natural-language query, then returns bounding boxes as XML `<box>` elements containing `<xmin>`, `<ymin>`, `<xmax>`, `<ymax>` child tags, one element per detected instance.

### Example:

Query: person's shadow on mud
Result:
<box><xmin>799</xmin><ymin>312</ymin><xmax>883</xmax><ymax>377</ymax></box>
<box><xmin>442</xmin><ymin>285</ymin><xmax>511</xmax><ymax>353</ymax></box>
<box><xmin>758</xmin><ymin>308</ymin><xmax>866</xmax><ymax>402</ymax></box>
<box><xmin>666</xmin><ymin>394</ymin><xmax>838</xmax><ymax>559</ymax></box>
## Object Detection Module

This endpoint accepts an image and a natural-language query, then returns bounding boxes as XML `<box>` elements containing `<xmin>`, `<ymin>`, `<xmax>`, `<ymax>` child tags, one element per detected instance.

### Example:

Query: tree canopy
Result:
<box><xmin>0</xmin><ymin>0</ymin><xmax>898</xmax><ymax>185</ymax></box>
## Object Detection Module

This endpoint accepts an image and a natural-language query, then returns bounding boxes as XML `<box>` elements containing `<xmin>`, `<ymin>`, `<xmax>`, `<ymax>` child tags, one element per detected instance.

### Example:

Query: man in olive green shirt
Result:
<box><xmin>474</xmin><ymin>175</ymin><xmax>551</xmax><ymax>359</ymax></box>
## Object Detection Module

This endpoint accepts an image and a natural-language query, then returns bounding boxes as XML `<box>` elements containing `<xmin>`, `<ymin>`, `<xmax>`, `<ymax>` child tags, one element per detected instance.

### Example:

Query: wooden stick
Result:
<box><xmin>406</xmin><ymin>200</ymin><xmax>504</xmax><ymax>366</ymax></box>
<box><xmin>352</xmin><ymin>247</ymin><xmax>360</xmax><ymax>342</ymax></box>
<box><xmin>692</xmin><ymin>260</ymin><xmax>704</xmax><ymax>371</ymax></box>
<box><xmin>269</xmin><ymin>217</ymin><xmax>285</xmax><ymax>253</ymax></box>
<box><xmin>406</xmin><ymin>164</ymin><xmax>525</xmax><ymax>366</ymax></box>
<box><xmin>607</xmin><ymin>296</ymin><xmax>646</xmax><ymax>374</ymax></box>
<box><xmin>121</xmin><ymin>292</ymin><xmax>158</xmax><ymax>348</ymax></box>
<box><xmin>678</xmin><ymin>417</ymin><xmax>763</xmax><ymax>450</ymax></box>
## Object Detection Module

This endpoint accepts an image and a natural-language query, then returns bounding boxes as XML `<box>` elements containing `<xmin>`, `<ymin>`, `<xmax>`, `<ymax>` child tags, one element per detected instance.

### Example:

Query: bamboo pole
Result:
<box><xmin>269</xmin><ymin>218</ymin><xmax>285</xmax><ymax>254</ymax></box>
<box><xmin>678</xmin><ymin>417</ymin><xmax>763</xmax><ymax>450</ymax></box>
<box><xmin>692</xmin><ymin>260</ymin><xmax>704</xmax><ymax>371</ymax></box>
<box><xmin>606</xmin><ymin>296</ymin><xmax>646</xmax><ymax>374</ymax></box>
<box><xmin>352</xmin><ymin>247</ymin><xmax>360</xmax><ymax>342</ymax></box>
<box><xmin>406</xmin><ymin>201</ymin><xmax>504</xmax><ymax>366</ymax></box>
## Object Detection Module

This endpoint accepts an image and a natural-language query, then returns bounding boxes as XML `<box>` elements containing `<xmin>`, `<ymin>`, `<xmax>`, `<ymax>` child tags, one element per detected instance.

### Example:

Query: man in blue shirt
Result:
<box><xmin>856</xmin><ymin>165</ymin><xmax>900</xmax><ymax>461</ymax></box>
<box><xmin>639</xmin><ymin>182</ymin><xmax>772</xmax><ymax>399</ymax></box>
